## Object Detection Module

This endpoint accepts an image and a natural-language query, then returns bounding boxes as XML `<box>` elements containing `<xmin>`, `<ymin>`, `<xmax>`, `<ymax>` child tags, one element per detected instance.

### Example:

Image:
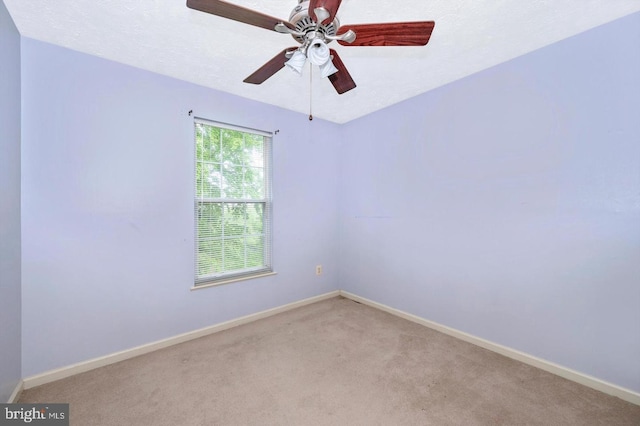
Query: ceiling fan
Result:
<box><xmin>186</xmin><ymin>0</ymin><xmax>435</xmax><ymax>95</ymax></box>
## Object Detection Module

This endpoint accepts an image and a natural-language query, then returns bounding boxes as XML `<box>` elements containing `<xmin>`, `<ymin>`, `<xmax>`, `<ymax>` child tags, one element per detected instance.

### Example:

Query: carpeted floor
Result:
<box><xmin>20</xmin><ymin>296</ymin><xmax>640</xmax><ymax>425</ymax></box>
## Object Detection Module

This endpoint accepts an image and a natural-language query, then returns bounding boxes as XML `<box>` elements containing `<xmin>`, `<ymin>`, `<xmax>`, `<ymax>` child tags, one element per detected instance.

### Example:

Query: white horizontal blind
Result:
<box><xmin>194</xmin><ymin>118</ymin><xmax>272</xmax><ymax>285</ymax></box>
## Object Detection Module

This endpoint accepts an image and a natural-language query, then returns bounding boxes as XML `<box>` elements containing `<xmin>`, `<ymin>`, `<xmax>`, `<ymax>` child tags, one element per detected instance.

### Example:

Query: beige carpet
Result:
<box><xmin>20</xmin><ymin>296</ymin><xmax>640</xmax><ymax>425</ymax></box>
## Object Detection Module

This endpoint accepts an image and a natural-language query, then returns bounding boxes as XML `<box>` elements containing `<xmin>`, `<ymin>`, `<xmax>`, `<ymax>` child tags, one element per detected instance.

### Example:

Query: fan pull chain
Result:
<box><xmin>309</xmin><ymin>64</ymin><xmax>313</xmax><ymax>121</ymax></box>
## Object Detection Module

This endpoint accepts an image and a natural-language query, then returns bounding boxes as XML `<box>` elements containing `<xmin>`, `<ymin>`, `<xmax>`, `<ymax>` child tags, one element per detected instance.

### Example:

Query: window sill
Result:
<box><xmin>190</xmin><ymin>271</ymin><xmax>277</xmax><ymax>291</ymax></box>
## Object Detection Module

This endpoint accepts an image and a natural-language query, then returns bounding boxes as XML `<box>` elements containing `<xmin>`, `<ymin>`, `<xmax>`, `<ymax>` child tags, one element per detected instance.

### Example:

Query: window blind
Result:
<box><xmin>194</xmin><ymin>118</ymin><xmax>272</xmax><ymax>285</ymax></box>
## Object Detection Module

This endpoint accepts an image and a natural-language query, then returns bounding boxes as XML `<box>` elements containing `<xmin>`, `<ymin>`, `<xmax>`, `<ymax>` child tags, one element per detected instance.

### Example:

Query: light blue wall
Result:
<box><xmin>0</xmin><ymin>0</ymin><xmax>22</xmax><ymax>402</ymax></box>
<box><xmin>20</xmin><ymin>38</ymin><xmax>341</xmax><ymax>377</ymax></box>
<box><xmin>339</xmin><ymin>12</ymin><xmax>640</xmax><ymax>392</ymax></box>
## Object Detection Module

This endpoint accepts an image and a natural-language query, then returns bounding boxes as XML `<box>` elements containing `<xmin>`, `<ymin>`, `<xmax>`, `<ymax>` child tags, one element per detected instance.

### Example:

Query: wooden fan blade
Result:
<box><xmin>337</xmin><ymin>21</ymin><xmax>435</xmax><ymax>46</ymax></box>
<box><xmin>187</xmin><ymin>0</ymin><xmax>294</xmax><ymax>31</ymax></box>
<box><xmin>309</xmin><ymin>0</ymin><xmax>342</xmax><ymax>25</ymax></box>
<box><xmin>328</xmin><ymin>49</ymin><xmax>356</xmax><ymax>95</ymax></box>
<box><xmin>243</xmin><ymin>48</ymin><xmax>297</xmax><ymax>84</ymax></box>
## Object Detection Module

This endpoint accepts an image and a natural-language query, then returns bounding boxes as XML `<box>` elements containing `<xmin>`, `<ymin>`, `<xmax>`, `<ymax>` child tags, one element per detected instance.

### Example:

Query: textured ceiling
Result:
<box><xmin>4</xmin><ymin>0</ymin><xmax>640</xmax><ymax>123</ymax></box>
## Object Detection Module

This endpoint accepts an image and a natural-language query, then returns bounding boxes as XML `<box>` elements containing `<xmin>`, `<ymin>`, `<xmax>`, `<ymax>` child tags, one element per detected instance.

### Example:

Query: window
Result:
<box><xmin>194</xmin><ymin>119</ymin><xmax>272</xmax><ymax>286</ymax></box>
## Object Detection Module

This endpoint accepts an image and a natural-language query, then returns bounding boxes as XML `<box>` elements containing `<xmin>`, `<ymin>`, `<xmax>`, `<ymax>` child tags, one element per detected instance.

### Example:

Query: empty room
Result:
<box><xmin>1</xmin><ymin>0</ymin><xmax>639</xmax><ymax>424</ymax></box>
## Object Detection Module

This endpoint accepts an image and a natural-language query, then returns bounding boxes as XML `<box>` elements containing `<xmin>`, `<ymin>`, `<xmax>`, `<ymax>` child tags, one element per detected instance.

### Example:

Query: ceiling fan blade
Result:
<box><xmin>243</xmin><ymin>48</ymin><xmax>297</xmax><ymax>84</ymax></box>
<box><xmin>187</xmin><ymin>0</ymin><xmax>294</xmax><ymax>32</ymax></box>
<box><xmin>337</xmin><ymin>21</ymin><xmax>435</xmax><ymax>46</ymax></box>
<box><xmin>328</xmin><ymin>49</ymin><xmax>356</xmax><ymax>95</ymax></box>
<box><xmin>309</xmin><ymin>0</ymin><xmax>343</xmax><ymax>25</ymax></box>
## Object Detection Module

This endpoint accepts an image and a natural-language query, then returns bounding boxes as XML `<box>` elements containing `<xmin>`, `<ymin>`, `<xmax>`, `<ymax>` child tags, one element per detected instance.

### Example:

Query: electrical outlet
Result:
<box><xmin>316</xmin><ymin>265</ymin><xmax>323</xmax><ymax>276</ymax></box>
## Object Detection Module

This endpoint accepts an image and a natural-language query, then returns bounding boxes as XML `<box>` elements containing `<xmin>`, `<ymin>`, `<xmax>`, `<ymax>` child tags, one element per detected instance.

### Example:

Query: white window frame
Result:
<box><xmin>193</xmin><ymin>118</ymin><xmax>273</xmax><ymax>288</ymax></box>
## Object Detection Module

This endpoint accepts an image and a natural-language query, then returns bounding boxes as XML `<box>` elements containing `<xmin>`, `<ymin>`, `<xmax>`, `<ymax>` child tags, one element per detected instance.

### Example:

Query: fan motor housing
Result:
<box><xmin>289</xmin><ymin>0</ymin><xmax>339</xmax><ymax>43</ymax></box>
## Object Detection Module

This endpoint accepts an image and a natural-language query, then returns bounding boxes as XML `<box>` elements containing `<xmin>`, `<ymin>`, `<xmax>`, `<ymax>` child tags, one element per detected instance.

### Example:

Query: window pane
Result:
<box><xmin>200</xmin><ymin>163</ymin><xmax>222</xmax><ymax>199</ymax></box>
<box><xmin>196</xmin><ymin>124</ymin><xmax>205</xmax><ymax>161</ymax></box>
<box><xmin>246</xmin><ymin>236</ymin><xmax>264</xmax><ymax>268</ymax></box>
<box><xmin>244</xmin><ymin>166</ymin><xmax>264</xmax><ymax>199</ymax></box>
<box><xmin>223</xmin><ymin>203</ymin><xmax>245</xmax><ymax>237</ymax></box>
<box><xmin>223</xmin><ymin>237</ymin><xmax>245</xmax><ymax>271</ymax></box>
<box><xmin>245</xmin><ymin>203</ymin><xmax>264</xmax><ymax>235</ymax></box>
<box><xmin>195</xmin><ymin>120</ymin><xmax>271</xmax><ymax>285</ymax></box>
<box><xmin>244</xmin><ymin>134</ymin><xmax>264</xmax><ymax>165</ymax></box>
<box><xmin>197</xmin><ymin>123</ymin><xmax>221</xmax><ymax>162</ymax></box>
<box><xmin>197</xmin><ymin>239</ymin><xmax>222</xmax><ymax>276</ymax></box>
<box><xmin>221</xmin><ymin>129</ymin><xmax>244</xmax><ymax>165</ymax></box>
<box><xmin>195</xmin><ymin>160</ymin><xmax>204</xmax><ymax>198</ymax></box>
<box><xmin>198</xmin><ymin>203</ymin><xmax>222</xmax><ymax>239</ymax></box>
<box><xmin>221</xmin><ymin>163</ymin><xmax>243</xmax><ymax>199</ymax></box>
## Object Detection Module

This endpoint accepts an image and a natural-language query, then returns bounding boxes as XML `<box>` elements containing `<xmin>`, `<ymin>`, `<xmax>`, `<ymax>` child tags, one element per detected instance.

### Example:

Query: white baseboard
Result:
<box><xmin>7</xmin><ymin>380</ymin><xmax>23</xmax><ymax>403</ymax></box>
<box><xmin>23</xmin><ymin>290</ymin><xmax>340</xmax><ymax>390</ymax></box>
<box><xmin>21</xmin><ymin>289</ymin><xmax>640</xmax><ymax>406</ymax></box>
<box><xmin>339</xmin><ymin>290</ymin><xmax>640</xmax><ymax>406</ymax></box>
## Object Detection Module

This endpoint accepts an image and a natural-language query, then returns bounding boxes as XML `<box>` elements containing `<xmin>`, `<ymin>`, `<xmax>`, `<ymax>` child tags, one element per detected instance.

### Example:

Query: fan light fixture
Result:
<box><xmin>285</xmin><ymin>37</ymin><xmax>338</xmax><ymax>78</ymax></box>
<box><xmin>187</xmin><ymin>0</ymin><xmax>435</xmax><ymax>96</ymax></box>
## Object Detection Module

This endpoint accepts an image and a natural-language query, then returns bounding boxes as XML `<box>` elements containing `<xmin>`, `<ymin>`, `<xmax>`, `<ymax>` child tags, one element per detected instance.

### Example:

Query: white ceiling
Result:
<box><xmin>4</xmin><ymin>0</ymin><xmax>640</xmax><ymax>123</ymax></box>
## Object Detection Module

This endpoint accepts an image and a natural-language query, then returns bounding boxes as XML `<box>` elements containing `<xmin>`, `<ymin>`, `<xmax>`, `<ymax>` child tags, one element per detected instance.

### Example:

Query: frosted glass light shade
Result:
<box><xmin>319</xmin><ymin>59</ymin><xmax>338</xmax><ymax>78</ymax></box>
<box><xmin>307</xmin><ymin>39</ymin><xmax>330</xmax><ymax>66</ymax></box>
<box><xmin>285</xmin><ymin>50</ymin><xmax>307</xmax><ymax>75</ymax></box>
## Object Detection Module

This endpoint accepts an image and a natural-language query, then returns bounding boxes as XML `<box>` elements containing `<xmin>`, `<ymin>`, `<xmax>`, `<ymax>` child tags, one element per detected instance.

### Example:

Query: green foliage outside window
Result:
<box><xmin>195</xmin><ymin>122</ymin><xmax>270</xmax><ymax>282</ymax></box>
